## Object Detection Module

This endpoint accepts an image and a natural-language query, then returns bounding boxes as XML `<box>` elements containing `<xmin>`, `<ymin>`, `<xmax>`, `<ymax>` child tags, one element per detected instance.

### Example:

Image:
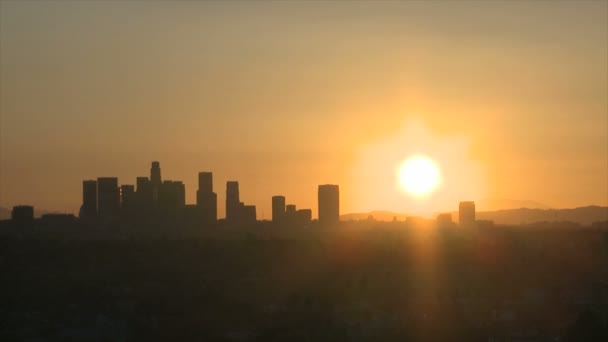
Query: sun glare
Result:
<box><xmin>398</xmin><ymin>156</ymin><xmax>441</xmax><ymax>196</ymax></box>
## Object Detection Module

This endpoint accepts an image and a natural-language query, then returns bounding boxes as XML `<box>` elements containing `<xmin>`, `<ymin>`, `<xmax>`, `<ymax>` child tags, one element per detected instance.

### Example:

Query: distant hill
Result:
<box><xmin>474</xmin><ymin>206</ymin><xmax>608</xmax><ymax>226</ymax></box>
<box><xmin>477</xmin><ymin>198</ymin><xmax>552</xmax><ymax>211</ymax></box>
<box><xmin>341</xmin><ymin>206</ymin><xmax>608</xmax><ymax>226</ymax></box>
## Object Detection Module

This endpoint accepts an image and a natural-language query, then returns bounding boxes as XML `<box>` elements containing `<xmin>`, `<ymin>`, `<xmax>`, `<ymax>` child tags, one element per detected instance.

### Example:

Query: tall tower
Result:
<box><xmin>120</xmin><ymin>185</ymin><xmax>135</xmax><ymax>209</ymax></box>
<box><xmin>150</xmin><ymin>161</ymin><xmax>162</xmax><ymax>186</ymax></box>
<box><xmin>150</xmin><ymin>161</ymin><xmax>162</xmax><ymax>202</ymax></box>
<box><xmin>226</xmin><ymin>181</ymin><xmax>240</xmax><ymax>222</ymax></box>
<box><xmin>272</xmin><ymin>196</ymin><xmax>286</xmax><ymax>223</ymax></box>
<box><xmin>197</xmin><ymin>172</ymin><xmax>217</xmax><ymax>223</ymax></box>
<box><xmin>97</xmin><ymin>177</ymin><xmax>120</xmax><ymax>218</ymax></box>
<box><xmin>198</xmin><ymin>172</ymin><xmax>213</xmax><ymax>194</ymax></box>
<box><xmin>459</xmin><ymin>201</ymin><xmax>476</xmax><ymax>226</ymax></box>
<box><xmin>318</xmin><ymin>184</ymin><xmax>339</xmax><ymax>225</ymax></box>
<box><xmin>81</xmin><ymin>180</ymin><xmax>97</xmax><ymax>218</ymax></box>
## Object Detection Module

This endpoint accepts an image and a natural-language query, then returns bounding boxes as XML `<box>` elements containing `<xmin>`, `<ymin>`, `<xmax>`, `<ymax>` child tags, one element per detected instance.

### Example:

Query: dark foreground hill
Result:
<box><xmin>1</xmin><ymin>225</ymin><xmax>607</xmax><ymax>341</ymax></box>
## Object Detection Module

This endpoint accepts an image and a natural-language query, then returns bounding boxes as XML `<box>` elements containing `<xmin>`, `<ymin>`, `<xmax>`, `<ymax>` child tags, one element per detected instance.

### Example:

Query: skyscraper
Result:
<box><xmin>272</xmin><ymin>195</ymin><xmax>286</xmax><ymax>223</ymax></box>
<box><xmin>150</xmin><ymin>161</ymin><xmax>161</xmax><ymax>202</ymax></box>
<box><xmin>296</xmin><ymin>209</ymin><xmax>312</xmax><ymax>225</ymax></box>
<box><xmin>459</xmin><ymin>201</ymin><xmax>476</xmax><ymax>226</ymax></box>
<box><xmin>12</xmin><ymin>205</ymin><xmax>34</xmax><ymax>225</ymax></box>
<box><xmin>97</xmin><ymin>177</ymin><xmax>120</xmax><ymax>218</ymax></box>
<box><xmin>242</xmin><ymin>204</ymin><xmax>256</xmax><ymax>223</ymax></box>
<box><xmin>173</xmin><ymin>181</ymin><xmax>186</xmax><ymax>208</ymax></box>
<box><xmin>81</xmin><ymin>180</ymin><xmax>97</xmax><ymax>218</ymax></box>
<box><xmin>198</xmin><ymin>172</ymin><xmax>213</xmax><ymax>194</ymax></box>
<box><xmin>226</xmin><ymin>181</ymin><xmax>240</xmax><ymax>222</ymax></box>
<box><xmin>197</xmin><ymin>172</ymin><xmax>217</xmax><ymax>223</ymax></box>
<box><xmin>159</xmin><ymin>180</ymin><xmax>186</xmax><ymax>215</ymax></box>
<box><xmin>120</xmin><ymin>185</ymin><xmax>135</xmax><ymax>209</ymax></box>
<box><xmin>150</xmin><ymin>161</ymin><xmax>162</xmax><ymax>186</ymax></box>
<box><xmin>286</xmin><ymin>204</ymin><xmax>297</xmax><ymax>216</ymax></box>
<box><xmin>135</xmin><ymin>176</ymin><xmax>153</xmax><ymax>215</ymax></box>
<box><xmin>318</xmin><ymin>184</ymin><xmax>339</xmax><ymax>225</ymax></box>
<box><xmin>136</xmin><ymin>177</ymin><xmax>152</xmax><ymax>200</ymax></box>
<box><xmin>436</xmin><ymin>213</ymin><xmax>453</xmax><ymax>226</ymax></box>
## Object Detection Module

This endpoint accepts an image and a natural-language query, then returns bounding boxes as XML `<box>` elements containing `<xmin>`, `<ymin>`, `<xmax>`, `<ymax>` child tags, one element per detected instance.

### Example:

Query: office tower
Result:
<box><xmin>97</xmin><ymin>177</ymin><xmax>120</xmax><ymax>218</ymax></box>
<box><xmin>226</xmin><ymin>181</ymin><xmax>240</xmax><ymax>222</ymax></box>
<box><xmin>296</xmin><ymin>209</ymin><xmax>312</xmax><ymax>225</ymax></box>
<box><xmin>135</xmin><ymin>176</ymin><xmax>153</xmax><ymax>214</ymax></box>
<box><xmin>198</xmin><ymin>192</ymin><xmax>217</xmax><ymax>223</ymax></box>
<box><xmin>459</xmin><ymin>201</ymin><xmax>476</xmax><ymax>226</ymax></box>
<box><xmin>136</xmin><ymin>177</ymin><xmax>151</xmax><ymax>197</ymax></box>
<box><xmin>150</xmin><ymin>161</ymin><xmax>162</xmax><ymax>202</ymax></box>
<box><xmin>173</xmin><ymin>181</ymin><xmax>186</xmax><ymax>207</ymax></box>
<box><xmin>159</xmin><ymin>180</ymin><xmax>186</xmax><ymax>216</ymax></box>
<box><xmin>150</xmin><ymin>161</ymin><xmax>162</xmax><ymax>185</ymax></box>
<box><xmin>283</xmin><ymin>204</ymin><xmax>297</xmax><ymax>225</ymax></box>
<box><xmin>272</xmin><ymin>196</ymin><xmax>286</xmax><ymax>223</ymax></box>
<box><xmin>198</xmin><ymin>172</ymin><xmax>213</xmax><ymax>194</ymax></box>
<box><xmin>197</xmin><ymin>172</ymin><xmax>217</xmax><ymax>223</ymax></box>
<box><xmin>436</xmin><ymin>213</ymin><xmax>453</xmax><ymax>226</ymax></box>
<box><xmin>81</xmin><ymin>180</ymin><xmax>97</xmax><ymax>218</ymax></box>
<box><xmin>286</xmin><ymin>204</ymin><xmax>296</xmax><ymax>216</ymax></box>
<box><xmin>242</xmin><ymin>205</ymin><xmax>257</xmax><ymax>223</ymax></box>
<box><xmin>120</xmin><ymin>185</ymin><xmax>135</xmax><ymax>209</ymax></box>
<box><xmin>318</xmin><ymin>184</ymin><xmax>340</xmax><ymax>225</ymax></box>
<box><xmin>184</xmin><ymin>204</ymin><xmax>202</xmax><ymax>225</ymax></box>
<box><xmin>12</xmin><ymin>205</ymin><xmax>34</xmax><ymax>225</ymax></box>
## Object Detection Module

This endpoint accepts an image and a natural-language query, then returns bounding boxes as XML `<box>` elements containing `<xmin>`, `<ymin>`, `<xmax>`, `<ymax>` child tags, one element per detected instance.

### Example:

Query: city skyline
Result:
<box><xmin>1</xmin><ymin>1</ymin><xmax>607</xmax><ymax>216</ymax></box>
<box><xmin>76</xmin><ymin>160</ymin><xmax>332</xmax><ymax>222</ymax></box>
<box><xmin>1</xmin><ymin>156</ymin><xmax>607</xmax><ymax>219</ymax></box>
<box><xmin>0</xmin><ymin>2</ymin><xmax>607</xmax><ymax>340</ymax></box>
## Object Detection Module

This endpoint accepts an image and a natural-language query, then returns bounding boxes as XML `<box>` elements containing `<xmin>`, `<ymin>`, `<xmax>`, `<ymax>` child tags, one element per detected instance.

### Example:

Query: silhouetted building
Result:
<box><xmin>120</xmin><ymin>184</ymin><xmax>135</xmax><ymax>214</ymax></box>
<box><xmin>459</xmin><ymin>201</ymin><xmax>476</xmax><ymax>226</ymax></box>
<box><xmin>159</xmin><ymin>180</ymin><xmax>186</xmax><ymax>217</ymax></box>
<box><xmin>174</xmin><ymin>181</ymin><xmax>186</xmax><ymax>207</ymax></box>
<box><xmin>197</xmin><ymin>172</ymin><xmax>217</xmax><ymax>223</ymax></box>
<box><xmin>286</xmin><ymin>204</ymin><xmax>296</xmax><ymax>216</ymax></box>
<box><xmin>318</xmin><ymin>184</ymin><xmax>339</xmax><ymax>225</ymax></box>
<box><xmin>184</xmin><ymin>204</ymin><xmax>203</xmax><ymax>225</ymax></box>
<box><xmin>242</xmin><ymin>204</ymin><xmax>257</xmax><ymax>223</ymax></box>
<box><xmin>296</xmin><ymin>209</ymin><xmax>312</xmax><ymax>225</ymax></box>
<box><xmin>437</xmin><ymin>213</ymin><xmax>453</xmax><ymax>225</ymax></box>
<box><xmin>135</xmin><ymin>176</ymin><xmax>153</xmax><ymax>217</ymax></box>
<box><xmin>283</xmin><ymin>204</ymin><xmax>296</xmax><ymax>225</ymax></box>
<box><xmin>199</xmin><ymin>192</ymin><xmax>217</xmax><ymax>223</ymax></box>
<box><xmin>81</xmin><ymin>180</ymin><xmax>97</xmax><ymax>218</ymax></box>
<box><xmin>272</xmin><ymin>196</ymin><xmax>286</xmax><ymax>223</ymax></box>
<box><xmin>226</xmin><ymin>181</ymin><xmax>240</xmax><ymax>222</ymax></box>
<box><xmin>150</xmin><ymin>161</ymin><xmax>162</xmax><ymax>186</ymax></box>
<box><xmin>12</xmin><ymin>205</ymin><xmax>34</xmax><ymax>225</ymax></box>
<box><xmin>97</xmin><ymin>177</ymin><xmax>120</xmax><ymax>218</ymax></box>
<box><xmin>150</xmin><ymin>161</ymin><xmax>162</xmax><ymax>202</ymax></box>
<box><xmin>121</xmin><ymin>185</ymin><xmax>135</xmax><ymax>205</ymax></box>
<box><xmin>198</xmin><ymin>172</ymin><xmax>213</xmax><ymax>194</ymax></box>
<box><xmin>136</xmin><ymin>177</ymin><xmax>150</xmax><ymax>194</ymax></box>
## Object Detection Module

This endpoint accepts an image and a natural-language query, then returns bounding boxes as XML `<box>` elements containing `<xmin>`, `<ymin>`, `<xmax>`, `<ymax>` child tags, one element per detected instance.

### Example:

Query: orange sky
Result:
<box><xmin>1</xmin><ymin>1</ymin><xmax>606</xmax><ymax>217</ymax></box>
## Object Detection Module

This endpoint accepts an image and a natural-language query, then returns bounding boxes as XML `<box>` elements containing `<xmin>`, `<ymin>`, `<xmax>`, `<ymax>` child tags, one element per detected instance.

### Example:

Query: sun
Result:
<box><xmin>397</xmin><ymin>155</ymin><xmax>441</xmax><ymax>196</ymax></box>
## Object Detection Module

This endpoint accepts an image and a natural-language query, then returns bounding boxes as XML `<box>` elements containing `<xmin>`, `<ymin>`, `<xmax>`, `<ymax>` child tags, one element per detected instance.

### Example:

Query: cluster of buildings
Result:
<box><xmin>75</xmin><ymin>161</ymin><xmax>340</xmax><ymax>226</ymax></box>
<box><xmin>8</xmin><ymin>161</ymin><xmax>482</xmax><ymax>228</ymax></box>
